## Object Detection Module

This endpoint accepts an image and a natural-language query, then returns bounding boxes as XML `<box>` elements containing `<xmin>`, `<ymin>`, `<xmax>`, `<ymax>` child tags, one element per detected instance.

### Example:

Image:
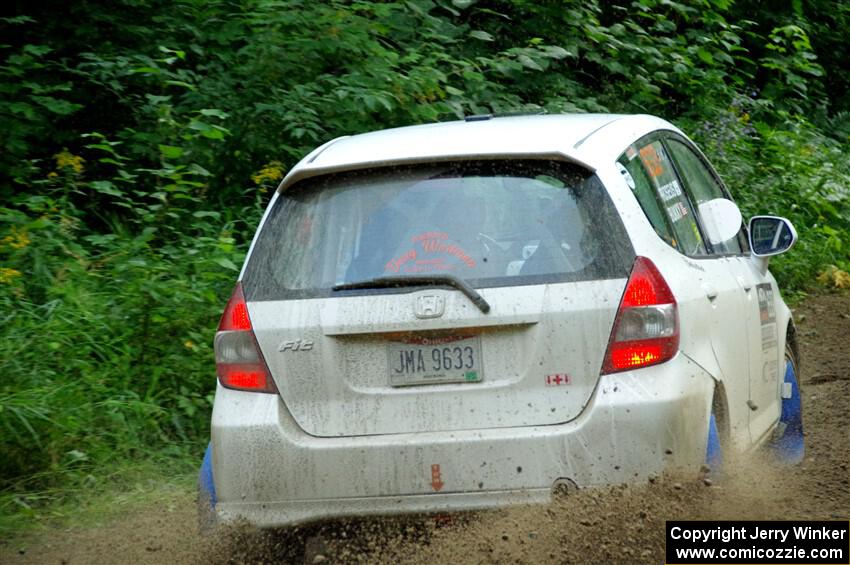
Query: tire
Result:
<box><xmin>769</xmin><ymin>343</ymin><xmax>805</xmax><ymax>464</ymax></box>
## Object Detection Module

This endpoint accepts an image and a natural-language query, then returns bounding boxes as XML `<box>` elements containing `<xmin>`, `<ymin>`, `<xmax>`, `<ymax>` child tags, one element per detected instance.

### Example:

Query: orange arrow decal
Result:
<box><xmin>430</xmin><ymin>464</ymin><xmax>444</xmax><ymax>492</ymax></box>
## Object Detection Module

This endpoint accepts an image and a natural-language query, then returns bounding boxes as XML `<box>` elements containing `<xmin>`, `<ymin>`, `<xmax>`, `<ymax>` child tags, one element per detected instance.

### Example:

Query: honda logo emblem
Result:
<box><xmin>414</xmin><ymin>294</ymin><xmax>445</xmax><ymax>319</ymax></box>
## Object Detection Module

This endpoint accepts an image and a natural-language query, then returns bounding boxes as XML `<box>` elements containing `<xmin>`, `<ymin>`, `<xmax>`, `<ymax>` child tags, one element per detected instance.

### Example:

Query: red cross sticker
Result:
<box><xmin>545</xmin><ymin>374</ymin><xmax>571</xmax><ymax>386</ymax></box>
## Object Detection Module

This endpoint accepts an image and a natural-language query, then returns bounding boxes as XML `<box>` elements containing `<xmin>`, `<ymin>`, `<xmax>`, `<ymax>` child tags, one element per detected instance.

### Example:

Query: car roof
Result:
<box><xmin>278</xmin><ymin>113</ymin><xmax>682</xmax><ymax>191</ymax></box>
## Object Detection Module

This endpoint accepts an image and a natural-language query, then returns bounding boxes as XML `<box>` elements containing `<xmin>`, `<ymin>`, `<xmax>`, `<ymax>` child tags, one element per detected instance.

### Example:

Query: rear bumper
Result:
<box><xmin>209</xmin><ymin>354</ymin><xmax>714</xmax><ymax>528</ymax></box>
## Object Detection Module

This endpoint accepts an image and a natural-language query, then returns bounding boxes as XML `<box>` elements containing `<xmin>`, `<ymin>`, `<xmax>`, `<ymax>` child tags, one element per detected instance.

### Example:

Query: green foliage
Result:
<box><xmin>681</xmin><ymin>98</ymin><xmax>850</xmax><ymax>289</ymax></box>
<box><xmin>1</xmin><ymin>0</ymin><xmax>849</xmax><ymax>527</ymax></box>
<box><xmin>0</xmin><ymin>132</ymin><xmax>253</xmax><ymax>488</ymax></box>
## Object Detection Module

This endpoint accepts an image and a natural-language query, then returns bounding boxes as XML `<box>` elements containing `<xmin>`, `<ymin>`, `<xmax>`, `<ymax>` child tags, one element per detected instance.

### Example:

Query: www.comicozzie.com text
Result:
<box><xmin>669</xmin><ymin>524</ymin><xmax>847</xmax><ymax>544</ymax></box>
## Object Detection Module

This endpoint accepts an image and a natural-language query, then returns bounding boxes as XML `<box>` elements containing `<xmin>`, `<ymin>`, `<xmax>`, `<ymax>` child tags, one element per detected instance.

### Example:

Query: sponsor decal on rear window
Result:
<box><xmin>658</xmin><ymin>179</ymin><xmax>683</xmax><ymax>201</ymax></box>
<box><xmin>639</xmin><ymin>144</ymin><xmax>665</xmax><ymax>178</ymax></box>
<box><xmin>666</xmin><ymin>201</ymin><xmax>690</xmax><ymax>222</ymax></box>
<box><xmin>385</xmin><ymin>231</ymin><xmax>477</xmax><ymax>274</ymax></box>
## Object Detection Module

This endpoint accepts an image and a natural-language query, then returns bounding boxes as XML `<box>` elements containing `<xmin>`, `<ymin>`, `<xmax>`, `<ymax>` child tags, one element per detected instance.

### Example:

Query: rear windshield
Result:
<box><xmin>243</xmin><ymin>160</ymin><xmax>634</xmax><ymax>301</ymax></box>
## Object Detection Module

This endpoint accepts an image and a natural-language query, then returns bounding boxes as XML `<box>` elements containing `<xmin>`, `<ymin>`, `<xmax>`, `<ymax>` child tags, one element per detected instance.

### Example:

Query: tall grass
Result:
<box><xmin>0</xmin><ymin>162</ymin><xmax>258</xmax><ymax>502</ymax></box>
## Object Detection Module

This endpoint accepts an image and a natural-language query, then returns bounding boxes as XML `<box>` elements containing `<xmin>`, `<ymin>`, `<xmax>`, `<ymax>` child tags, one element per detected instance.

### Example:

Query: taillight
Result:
<box><xmin>601</xmin><ymin>257</ymin><xmax>679</xmax><ymax>374</ymax></box>
<box><xmin>214</xmin><ymin>283</ymin><xmax>277</xmax><ymax>393</ymax></box>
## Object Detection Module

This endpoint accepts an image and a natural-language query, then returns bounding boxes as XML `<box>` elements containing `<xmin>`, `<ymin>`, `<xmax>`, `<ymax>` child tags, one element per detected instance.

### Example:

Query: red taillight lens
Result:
<box><xmin>601</xmin><ymin>257</ymin><xmax>679</xmax><ymax>374</ymax></box>
<box><xmin>219</xmin><ymin>285</ymin><xmax>252</xmax><ymax>331</ymax></box>
<box><xmin>214</xmin><ymin>283</ymin><xmax>277</xmax><ymax>393</ymax></box>
<box><xmin>218</xmin><ymin>364</ymin><xmax>272</xmax><ymax>390</ymax></box>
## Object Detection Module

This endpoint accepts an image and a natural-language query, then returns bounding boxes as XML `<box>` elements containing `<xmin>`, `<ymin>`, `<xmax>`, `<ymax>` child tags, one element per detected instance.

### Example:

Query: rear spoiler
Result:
<box><xmin>275</xmin><ymin>152</ymin><xmax>597</xmax><ymax>195</ymax></box>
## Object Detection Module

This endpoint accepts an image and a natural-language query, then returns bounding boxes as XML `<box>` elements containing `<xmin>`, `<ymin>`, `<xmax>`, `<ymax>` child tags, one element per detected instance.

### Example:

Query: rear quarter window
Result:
<box><xmin>243</xmin><ymin>160</ymin><xmax>635</xmax><ymax>300</ymax></box>
<box><xmin>620</xmin><ymin>140</ymin><xmax>707</xmax><ymax>257</ymax></box>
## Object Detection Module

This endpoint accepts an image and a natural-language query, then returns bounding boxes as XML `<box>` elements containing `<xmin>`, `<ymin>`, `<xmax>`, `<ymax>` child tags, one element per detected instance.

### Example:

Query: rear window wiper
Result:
<box><xmin>332</xmin><ymin>274</ymin><xmax>491</xmax><ymax>314</ymax></box>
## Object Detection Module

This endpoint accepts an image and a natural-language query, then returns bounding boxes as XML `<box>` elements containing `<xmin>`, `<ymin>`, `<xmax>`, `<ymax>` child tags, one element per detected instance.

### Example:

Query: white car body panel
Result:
<box><xmin>212</xmin><ymin>355</ymin><xmax>713</xmax><ymax>528</ymax></box>
<box><xmin>212</xmin><ymin>114</ymin><xmax>793</xmax><ymax>528</ymax></box>
<box><xmin>250</xmin><ymin>280</ymin><xmax>623</xmax><ymax>437</ymax></box>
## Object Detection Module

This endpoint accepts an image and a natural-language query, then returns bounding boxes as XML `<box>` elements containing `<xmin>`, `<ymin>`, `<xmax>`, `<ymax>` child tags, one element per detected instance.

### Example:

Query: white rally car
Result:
<box><xmin>199</xmin><ymin>114</ymin><xmax>804</xmax><ymax>529</ymax></box>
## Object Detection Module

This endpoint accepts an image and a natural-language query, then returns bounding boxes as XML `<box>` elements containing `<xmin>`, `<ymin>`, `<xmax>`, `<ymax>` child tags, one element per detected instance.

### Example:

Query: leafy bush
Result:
<box><xmin>681</xmin><ymin>97</ymin><xmax>850</xmax><ymax>290</ymax></box>
<box><xmin>0</xmin><ymin>129</ymin><xmax>255</xmax><ymax>494</ymax></box>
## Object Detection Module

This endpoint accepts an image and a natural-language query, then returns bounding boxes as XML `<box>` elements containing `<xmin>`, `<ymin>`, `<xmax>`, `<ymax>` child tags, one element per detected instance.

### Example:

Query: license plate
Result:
<box><xmin>387</xmin><ymin>336</ymin><xmax>483</xmax><ymax>387</ymax></box>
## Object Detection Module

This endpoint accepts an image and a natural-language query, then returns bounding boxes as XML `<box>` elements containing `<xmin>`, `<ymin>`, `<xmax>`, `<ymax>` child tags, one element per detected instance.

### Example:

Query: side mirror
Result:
<box><xmin>697</xmin><ymin>198</ymin><xmax>743</xmax><ymax>245</ymax></box>
<box><xmin>748</xmin><ymin>216</ymin><xmax>797</xmax><ymax>257</ymax></box>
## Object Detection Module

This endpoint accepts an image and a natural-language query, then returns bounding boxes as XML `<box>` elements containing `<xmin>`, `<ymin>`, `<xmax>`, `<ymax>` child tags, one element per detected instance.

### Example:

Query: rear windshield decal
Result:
<box><xmin>386</xmin><ymin>231</ymin><xmax>477</xmax><ymax>274</ymax></box>
<box><xmin>419</xmin><ymin>240</ymin><xmax>476</xmax><ymax>268</ymax></box>
<box><xmin>412</xmin><ymin>231</ymin><xmax>449</xmax><ymax>243</ymax></box>
<box><xmin>385</xmin><ymin>249</ymin><xmax>418</xmax><ymax>273</ymax></box>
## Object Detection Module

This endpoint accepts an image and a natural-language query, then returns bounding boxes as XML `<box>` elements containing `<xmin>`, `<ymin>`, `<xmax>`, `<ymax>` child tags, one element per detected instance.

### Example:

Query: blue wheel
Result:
<box><xmin>198</xmin><ymin>442</ymin><xmax>217</xmax><ymax>533</ymax></box>
<box><xmin>769</xmin><ymin>345</ymin><xmax>805</xmax><ymax>464</ymax></box>
<box><xmin>706</xmin><ymin>411</ymin><xmax>722</xmax><ymax>471</ymax></box>
<box><xmin>704</xmin><ymin>388</ymin><xmax>726</xmax><ymax>477</ymax></box>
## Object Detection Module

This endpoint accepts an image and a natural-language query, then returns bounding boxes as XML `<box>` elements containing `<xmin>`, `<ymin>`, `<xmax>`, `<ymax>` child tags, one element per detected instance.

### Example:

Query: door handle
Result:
<box><xmin>702</xmin><ymin>283</ymin><xmax>718</xmax><ymax>301</ymax></box>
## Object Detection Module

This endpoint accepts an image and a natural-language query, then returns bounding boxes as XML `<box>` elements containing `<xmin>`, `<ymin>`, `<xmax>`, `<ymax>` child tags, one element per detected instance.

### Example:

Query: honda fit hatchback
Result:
<box><xmin>199</xmin><ymin>114</ymin><xmax>804</xmax><ymax>529</ymax></box>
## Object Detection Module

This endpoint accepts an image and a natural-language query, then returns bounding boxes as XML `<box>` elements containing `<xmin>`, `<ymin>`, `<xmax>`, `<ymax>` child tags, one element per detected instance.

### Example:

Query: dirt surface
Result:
<box><xmin>3</xmin><ymin>293</ymin><xmax>849</xmax><ymax>565</ymax></box>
